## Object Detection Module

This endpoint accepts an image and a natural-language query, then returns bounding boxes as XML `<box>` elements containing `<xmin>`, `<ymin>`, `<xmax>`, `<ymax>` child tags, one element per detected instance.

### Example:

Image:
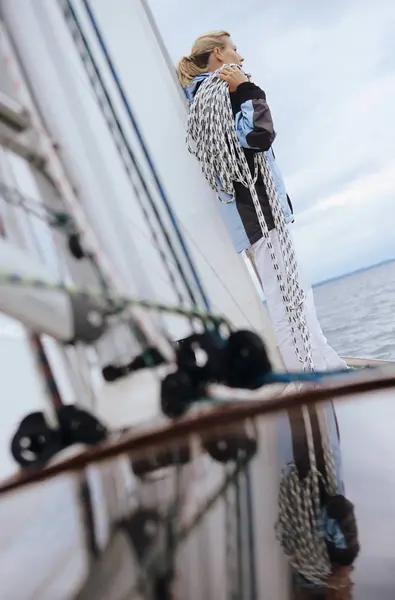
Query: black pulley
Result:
<box><xmin>11</xmin><ymin>412</ymin><xmax>63</xmax><ymax>468</ymax></box>
<box><xmin>56</xmin><ymin>404</ymin><xmax>108</xmax><ymax>446</ymax></box>
<box><xmin>203</xmin><ymin>422</ymin><xmax>258</xmax><ymax>463</ymax></box>
<box><xmin>161</xmin><ymin>371</ymin><xmax>201</xmax><ymax>419</ymax></box>
<box><xmin>223</xmin><ymin>330</ymin><xmax>272</xmax><ymax>389</ymax></box>
<box><xmin>176</xmin><ymin>331</ymin><xmax>226</xmax><ymax>387</ymax></box>
<box><xmin>101</xmin><ymin>363</ymin><xmax>129</xmax><ymax>382</ymax></box>
<box><xmin>68</xmin><ymin>233</ymin><xmax>86</xmax><ymax>259</ymax></box>
<box><xmin>325</xmin><ymin>495</ymin><xmax>360</xmax><ymax>566</ymax></box>
<box><xmin>11</xmin><ymin>406</ymin><xmax>108</xmax><ymax>469</ymax></box>
<box><xmin>102</xmin><ymin>347</ymin><xmax>166</xmax><ymax>382</ymax></box>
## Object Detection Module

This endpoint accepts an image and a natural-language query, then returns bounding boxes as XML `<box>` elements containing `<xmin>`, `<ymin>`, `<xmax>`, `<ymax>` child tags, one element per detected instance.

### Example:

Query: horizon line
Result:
<box><xmin>313</xmin><ymin>257</ymin><xmax>395</xmax><ymax>288</ymax></box>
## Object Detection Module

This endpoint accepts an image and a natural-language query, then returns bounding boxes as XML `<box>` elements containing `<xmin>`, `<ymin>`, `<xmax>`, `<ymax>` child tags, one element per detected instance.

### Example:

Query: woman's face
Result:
<box><xmin>218</xmin><ymin>38</ymin><xmax>244</xmax><ymax>67</ymax></box>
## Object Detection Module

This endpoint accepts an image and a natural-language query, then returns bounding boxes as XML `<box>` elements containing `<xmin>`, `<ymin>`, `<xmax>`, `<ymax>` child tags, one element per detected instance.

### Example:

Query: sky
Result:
<box><xmin>148</xmin><ymin>0</ymin><xmax>395</xmax><ymax>283</ymax></box>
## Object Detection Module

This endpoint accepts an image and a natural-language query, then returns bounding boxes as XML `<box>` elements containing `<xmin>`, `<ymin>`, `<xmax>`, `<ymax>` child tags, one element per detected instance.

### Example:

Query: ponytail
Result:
<box><xmin>176</xmin><ymin>30</ymin><xmax>230</xmax><ymax>87</ymax></box>
<box><xmin>177</xmin><ymin>55</ymin><xmax>206</xmax><ymax>87</ymax></box>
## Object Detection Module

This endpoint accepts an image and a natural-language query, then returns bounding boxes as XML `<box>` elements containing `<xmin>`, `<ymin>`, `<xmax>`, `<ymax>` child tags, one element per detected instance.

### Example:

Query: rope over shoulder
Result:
<box><xmin>186</xmin><ymin>66</ymin><xmax>342</xmax><ymax>587</ymax></box>
<box><xmin>186</xmin><ymin>67</ymin><xmax>313</xmax><ymax>367</ymax></box>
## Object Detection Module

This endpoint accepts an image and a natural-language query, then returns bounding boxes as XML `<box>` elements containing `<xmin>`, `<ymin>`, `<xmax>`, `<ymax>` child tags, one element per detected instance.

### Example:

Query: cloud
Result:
<box><xmin>148</xmin><ymin>0</ymin><xmax>395</xmax><ymax>280</ymax></box>
<box><xmin>292</xmin><ymin>158</ymin><xmax>395</xmax><ymax>282</ymax></box>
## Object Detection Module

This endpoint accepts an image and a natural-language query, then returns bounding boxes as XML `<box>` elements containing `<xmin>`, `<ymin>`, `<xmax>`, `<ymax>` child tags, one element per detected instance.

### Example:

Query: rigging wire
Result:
<box><xmin>59</xmin><ymin>0</ymin><xmax>207</xmax><ymax>315</ymax></box>
<box><xmin>0</xmin><ymin>271</ymin><xmax>229</xmax><ymax>330</ymax></box>
<box><xmin>80</xmin><ymin>0</ymin><xmax>211</xmax><ymax>312</ymax></box>
<box><xmin>0</xmin><ymin>179</ymin><xmax>73</xmax><ymax>230</ymax></box>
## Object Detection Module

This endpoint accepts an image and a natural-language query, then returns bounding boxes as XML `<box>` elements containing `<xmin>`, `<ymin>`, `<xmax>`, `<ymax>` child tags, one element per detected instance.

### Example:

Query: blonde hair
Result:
<box><xmin>176</xmin><ymin>30</ymin><xmax>230</xmax><ymax>87</ymax></box>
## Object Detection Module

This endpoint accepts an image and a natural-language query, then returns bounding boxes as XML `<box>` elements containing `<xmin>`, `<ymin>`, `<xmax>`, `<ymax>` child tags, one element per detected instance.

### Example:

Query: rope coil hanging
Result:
<box><xmin>186</xmin><ymin>67</ymin><xmax>339</xmax><ymax>585</ymax></box>
<box><xmin>187</xmin><ymin>69</ymin><xmax>313</xmax><ymax>369</ymax></box>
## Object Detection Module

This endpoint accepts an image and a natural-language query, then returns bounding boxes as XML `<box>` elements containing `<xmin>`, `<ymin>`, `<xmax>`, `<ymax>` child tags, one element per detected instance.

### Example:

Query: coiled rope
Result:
<box><xmin>186</xmin><ymin>68</ymin><xmax>339</xmax><ymax>585</ymax></box>
<box><xmin>187</xmin><ymin>69</ymin><xmax>312</xmax><ymax>369</ymax></box>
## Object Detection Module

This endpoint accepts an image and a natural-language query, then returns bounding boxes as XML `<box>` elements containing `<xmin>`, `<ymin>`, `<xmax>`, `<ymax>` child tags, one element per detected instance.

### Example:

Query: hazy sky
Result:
<box><xmin>148</xmin><ymin>0</ymin><xmax>395</xmax><ymax>282</ymax></box>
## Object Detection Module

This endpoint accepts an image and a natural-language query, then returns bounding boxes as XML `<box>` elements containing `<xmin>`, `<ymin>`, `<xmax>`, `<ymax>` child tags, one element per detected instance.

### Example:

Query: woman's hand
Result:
<box><xmin>218</xmin><ymin>66</ymin><xmax>248</xmax><ymax>92</ymax></box>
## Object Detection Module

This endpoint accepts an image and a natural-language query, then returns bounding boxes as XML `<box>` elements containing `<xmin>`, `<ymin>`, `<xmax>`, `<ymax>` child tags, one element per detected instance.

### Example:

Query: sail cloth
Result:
<box><xmin>186</xmin><ymin>67</ymin><xmax>359</xmax><ymax>588</ymax></box>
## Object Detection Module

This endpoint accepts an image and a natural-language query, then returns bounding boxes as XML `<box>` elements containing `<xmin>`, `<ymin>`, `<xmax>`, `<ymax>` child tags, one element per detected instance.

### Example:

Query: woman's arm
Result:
<box><xmin>233</xmin><ymin>81</ymin><xmax>276</xmax><ymax>151</ymax></box>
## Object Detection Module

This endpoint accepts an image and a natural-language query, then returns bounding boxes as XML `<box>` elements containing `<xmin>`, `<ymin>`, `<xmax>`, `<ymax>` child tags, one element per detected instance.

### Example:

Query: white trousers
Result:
<box><xmin>252</xmin><ymin>231</ymin><xmax>347</xmax><ymax>372</ymax></box>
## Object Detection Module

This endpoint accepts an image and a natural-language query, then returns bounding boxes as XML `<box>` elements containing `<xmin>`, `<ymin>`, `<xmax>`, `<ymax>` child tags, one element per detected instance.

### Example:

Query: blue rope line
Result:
<box><xmin>81</xmin><ymin>0</ymin><xmax>211</xmax><ymax>311</ymax></box>
<box><xmin>176</xmin><ymin>366</ymin><xmax>370</xmax><ymax>410</ymax></box>
<box><xmin>261</xmin><ymin>367</ymin><xmax>355</xmax><ymax>386</ymax></box>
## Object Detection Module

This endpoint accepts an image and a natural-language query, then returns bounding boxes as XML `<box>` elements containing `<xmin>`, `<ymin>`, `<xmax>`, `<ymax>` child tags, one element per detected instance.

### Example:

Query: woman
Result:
<box><xmin>177</xmin><ymin>31</ymin><xmax>347</xmax><ymax>373</ymax></box>
<box><xmin>178</xmin><ymin>32</ymin><xmax>360</xmax><ymax>598</ymax></box>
